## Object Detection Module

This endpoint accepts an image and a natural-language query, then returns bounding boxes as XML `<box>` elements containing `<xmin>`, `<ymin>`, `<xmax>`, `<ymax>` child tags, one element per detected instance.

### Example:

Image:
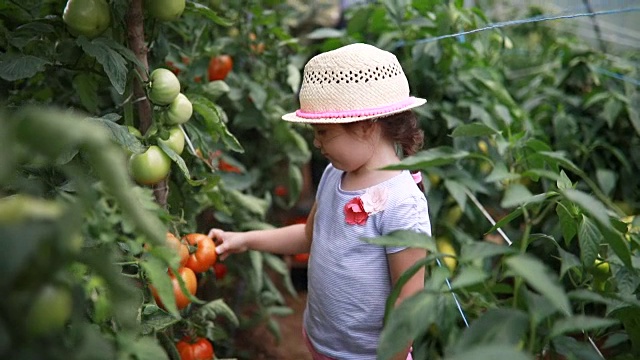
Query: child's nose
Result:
<box><xmin>312</xmin><ymin>137</ymin><xmax>321</xmax><ymax>149</ymax></box>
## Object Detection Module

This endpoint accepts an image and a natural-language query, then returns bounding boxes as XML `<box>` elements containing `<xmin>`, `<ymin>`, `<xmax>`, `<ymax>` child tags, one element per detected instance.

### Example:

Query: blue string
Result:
<box><xmin>435</xmin><ymin>258</ymin><xmax>470</xmax><ymax>327</ymax></box>
<box><xmin>394</xmin><ymin>6</ymin><xmax>640</xmax><ymax>48</ymax></box>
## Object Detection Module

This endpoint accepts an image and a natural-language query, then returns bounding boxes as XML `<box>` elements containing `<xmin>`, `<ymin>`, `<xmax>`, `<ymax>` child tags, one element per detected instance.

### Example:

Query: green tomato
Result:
<box><xmin>25</xmin><ymin>284</ymin><xmax>73</xmax><ymax>337</ymax></box>
<box><xmin>163</xmin><ymin>93</ymin><xmax>193</xmax><ymax>125</ymax></box>
<box><xmin>146</xmin><ymin>0</ymin><xmax>186</xmax><ymax>21</ymax></box>
<box><xmin>593</xmin><ymin>258</ymin><xmax>610</xmax><ymax>279</ymax></box>
<box><xmin>127</xmin><ymin>126</ymin><xmax>142</xmax><ymax>138</ymax></box>
<box><xmin>158</xmin><ymin>126</ymin><xmax>185</xmax><ymax>155</ymax></box>
<box><xmin>148</xmin><ymin>68</ymin><xmax>180</xmax><ymax>106</ymax></box>
<box><xmin>129</xmin><ymin>145</ymin><xmax>172</xmax><ymax>185</ymax></box>
<box><xmin>63</xmin><ymin>0</ymin><xmax>111</xmax><ymax>39</ymax></box>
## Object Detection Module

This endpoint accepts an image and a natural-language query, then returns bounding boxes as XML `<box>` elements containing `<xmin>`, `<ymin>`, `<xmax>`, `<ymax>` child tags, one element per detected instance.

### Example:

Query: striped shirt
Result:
<box><xmin>304</xmin><ymin>164</ymin><xmax>431</xmax><ymax>359</ymax></box>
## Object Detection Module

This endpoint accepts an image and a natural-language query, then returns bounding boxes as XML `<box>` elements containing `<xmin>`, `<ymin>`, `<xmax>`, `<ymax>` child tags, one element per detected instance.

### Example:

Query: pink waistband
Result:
<box><xmin>295</xmin><ymin>97</ymin><xmax>417</xmax><ymax>119</ymax></box>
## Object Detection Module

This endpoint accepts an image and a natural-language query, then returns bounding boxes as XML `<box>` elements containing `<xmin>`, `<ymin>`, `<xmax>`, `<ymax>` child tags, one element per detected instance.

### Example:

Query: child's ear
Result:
<box><xmin>360</xmin><ymin>119</ymin><xmax>378</xmax><ymax>136</ymax></box>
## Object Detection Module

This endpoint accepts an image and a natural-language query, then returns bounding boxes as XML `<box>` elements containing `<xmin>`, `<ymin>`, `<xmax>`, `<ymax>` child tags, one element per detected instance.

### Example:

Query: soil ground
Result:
<box><xmin>234</xmin><ymin>267</ymin><xmax>311</xmax><ymax>360</ymax></box>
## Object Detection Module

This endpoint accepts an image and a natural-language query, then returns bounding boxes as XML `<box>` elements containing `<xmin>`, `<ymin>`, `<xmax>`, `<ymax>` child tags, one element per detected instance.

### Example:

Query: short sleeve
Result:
<box><xmin>378</xmin><ymin>195</ymin><xmax>432</xmax><ymax>254</ymax></box>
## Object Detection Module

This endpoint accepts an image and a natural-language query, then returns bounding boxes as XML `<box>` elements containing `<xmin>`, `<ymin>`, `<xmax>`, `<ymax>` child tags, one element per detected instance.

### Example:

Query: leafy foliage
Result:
<box><xmin>321</xmin><ymin>0</ymin><xmax>640</xmax><ymax>359</ymax></box>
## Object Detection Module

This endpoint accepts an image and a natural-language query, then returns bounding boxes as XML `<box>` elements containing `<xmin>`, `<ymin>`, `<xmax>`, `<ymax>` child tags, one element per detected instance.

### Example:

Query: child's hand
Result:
<box><xmin>208</xmin><ymin>228</ymin><xmax>248</xmax><ymax>261</ymax></box>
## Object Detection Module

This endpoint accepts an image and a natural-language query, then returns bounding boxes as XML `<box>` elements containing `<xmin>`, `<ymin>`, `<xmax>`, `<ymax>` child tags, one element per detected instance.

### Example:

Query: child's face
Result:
<box><xmin>311</xmin><ymin>123</ymin><xmax>374</xmax><ymax>172</ymax></box>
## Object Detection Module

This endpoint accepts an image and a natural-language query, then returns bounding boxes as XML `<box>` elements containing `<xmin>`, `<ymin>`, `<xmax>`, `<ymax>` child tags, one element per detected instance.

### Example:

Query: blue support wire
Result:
<box><xmin>394</xmin><ymin>6</ymin><xmax>640</xmax><ymax>48</ymax></box>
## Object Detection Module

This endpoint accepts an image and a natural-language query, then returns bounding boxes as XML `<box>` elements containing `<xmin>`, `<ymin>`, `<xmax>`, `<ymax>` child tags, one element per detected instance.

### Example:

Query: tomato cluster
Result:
<box><xmin>127</xmin><ymin>67</ymin><xmax>194</xmax><ymax>186</ymax></box>
<box><xmin>150</xmin><ymin>233</ymin><xmax>219</xmax><ymax>312</ymax></box>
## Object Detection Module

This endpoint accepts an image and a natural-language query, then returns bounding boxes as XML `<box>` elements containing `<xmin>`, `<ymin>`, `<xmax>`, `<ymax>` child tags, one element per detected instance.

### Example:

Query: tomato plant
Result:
<box><xmin>148</xmin><ymin>68</ymin><xmax>181</xmax><ymax>105</ymax></box>
<box><xmin>62</xmin><ymin>0</ymin><xmax>111</xmax><ymax>39</ymax></box>
<box><xmin>129</xmin><ymin>145</ymin><xmax>172</xmax><ymax>185</ymax></box>
<box><xmin>176</xmin><ymin>337</ymin><xmax>214</xmax><ymax>360</ymax></box>
<box><xmin>158</xmin><ymin>126</ymin><xmax>185</xmax><ymax>155</ymax></box>
<box><xmin>183</xmin><ymin>233</ymin><xmax>217</xmax><ymax>274</ymax></box>
<box><xmin>146</xmin><ymin>0</ymin><xmax>186</xmax><ymax>22</ymax></box>
<box><xmin>207</xmin><ymin>55</ymin><xmax>233</xmax><ymax>81</ymax></box>
<box><xmin>152</xmin><ymin>267</ymin><xmax>197</xmax><ymax>311</ymax></box>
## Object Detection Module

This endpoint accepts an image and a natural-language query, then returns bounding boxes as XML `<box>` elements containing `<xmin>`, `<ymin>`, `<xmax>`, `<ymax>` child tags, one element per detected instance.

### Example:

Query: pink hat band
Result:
<box><xmin>294</xmin><ymin>97</ymin><xmax>420</xmax><ymax>120</ymax></box>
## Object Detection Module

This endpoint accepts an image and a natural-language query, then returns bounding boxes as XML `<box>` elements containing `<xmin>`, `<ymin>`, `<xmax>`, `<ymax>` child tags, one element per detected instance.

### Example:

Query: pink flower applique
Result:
<box><xmin>344</xmin><ymin>186</ymin><xmax>388</xmax><ymax>225</ymax></box>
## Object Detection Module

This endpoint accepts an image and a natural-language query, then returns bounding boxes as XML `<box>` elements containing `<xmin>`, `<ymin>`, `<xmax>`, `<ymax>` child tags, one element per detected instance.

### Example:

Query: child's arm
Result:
<box><xmin>208</xmin><ymin>202</ymin><xmax>316</xmax><ymax>260</ymax></box>
<box><xmin>386</xmin><ymin>247</ymin><xmax>427</xmax><ymax>360</ymax></box>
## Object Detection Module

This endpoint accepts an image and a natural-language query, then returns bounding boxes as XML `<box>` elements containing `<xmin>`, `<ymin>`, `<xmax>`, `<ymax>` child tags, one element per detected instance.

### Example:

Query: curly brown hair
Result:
<box><xmin>343</xmin><ymin>110</ymin><xmax>425</xmax><ymax>190</ymax></box>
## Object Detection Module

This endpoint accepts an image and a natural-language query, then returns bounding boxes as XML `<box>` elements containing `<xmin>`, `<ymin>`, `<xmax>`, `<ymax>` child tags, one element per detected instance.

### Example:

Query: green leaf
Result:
<box><xmin>77</xmin><ymin>36</ymin><xmax>128</xmax><ymax>95</ymax></box>
<box><xmin>378</xmin><ymin>291</ymin><xmax>439</xmax><ymax>360</ymax></box>
<box><xmin>562</xmin><ymin>189</ymin><xmax>611</xmax><ymax>228</ymax></box>
<box><xmin>9</xmin><ymin>22</ymin><xmax>55</xmax><ymax>48</ymax></box>
<box><xmin>556</xmin><ymin>202</ymin><xmax>577</xmax><ymax>245</ymax></box>
<box><xmin>202</xmin><ymin>80</ymin><xmax>230</xmax><ymax>99</ymax></box>
<box><xmin>451</xmin><ymin>122</ymin><xmax>498</xmax><ymax>137</ymax></box>
<box><xmin>141</xmin><ymin>257</ymin><xmax>179</xmax><ymax>317</ymax></box>
<box><xmin>500</xmin><ymin>183</ymin><xmax>535</xmax><ymax>208</ymax></box>
<box><xmin>538</xmin><ymin>151</ymin><xmax>582</xmax><ymax>175</ymax></box>
<box><xmin>578</xmin><ymin>215</ymin><xmax>601</xmax><ymax>267</ymax></box>
<box><xmin>187</xmin><ymin>2</ymin><xmax>234</xmax><ymax>26</ymax></box>
<box><xmin>198</xmin><ymin>299</ymin><xmax>240</xmax><ymax>327</ymax></box>
<box><xmin>190</xmin><ymin>94</ymin><xmax>243</xmax><ymax>153</ymax></box>
<box><xmin>140</xmin><ymin>305</ymin><xmax>180</xmax><ymax>335</ymax></box>
<box><xmin>226</xmin><ymin>189</ymin><xmax>269</xmax><ymax>218</ymax></box>
<box><xmin>383</xmin><ymin>146</ymin><xmax>469</xmax><ymax>170</ymax></box>
<box><xmin>550</xmin><ymin>315</ymin><xmax>618</xmax><ymax>338</ymax></box>
<box><xmin>117</xmin><ymin>333</ymin><xmax>169</xmax><ymax>360</ymax></box>
<box><xmin>556</xmin><ymin>170</ymin><xmax>574</xmax><ymax>190</ymax></box>
<box><xmin>485</xmin><ymin>207</ymin><xmax>523</xmax><ymax>234</ymax></box>
<box><xmin>485</xmin><ymin>162</ymin><xmax>520</xmax><ymax>183</ymax></box>
<box><xmin>443</xmin><ymin>179</ymin><xmax>468</xmax><ymax>210</ymax></box>
<box><xmin>157</xmin><ymin>141</ymin><xmax>205</xmax><ymax>186</ymax></box>
<box><xmin>595</xmin><ymin>168</ymin><xmax>617</xmax><ymax>197</ymax></box>
<box><xmin>444</xmin><ymin>345</ymin><xmax>532</xmax><ymax>360</ymax></box>
<box><xmin>526</xmin><ymin>290</ymin><xmax>559</xmax><ymax>327</ymax></box>
<box><xmin>600</xmin><ymin>224</ymin><xmax>632</xmax><ymax>268</ymax></box>
<box><xmin>249</xmin><ymin>250</ymin><xmax>264</xmax><ymax>294</ymax></box>
<box><xmin>458</xmin><ymin>241</ymin><xmax>516</xmax><ymax>262</ymax></box>
<box><xmin>449</xmin><ymin>266</ymin><xmax>490</xmax><ymax>290</ymax></box>
<box><xmin>626</xmin><ymin>98</ymin><xmax>640</xmax><ymax>136</ymax></box>
<box><xmin>0</xmin><ymin>54</ymin><xmax>50</xmax><ymax>81</ymax></box>
<box><xmin>453</xmin><ymin>308</ymin><xmax>528</xmax><ymax>350</ymax></box>
<box><xmin>73</xmin><ymin>73</ymin><xmax>99</xmax><ymax>113</ymax></box>
<box><xmin>88</xmin><ymin>115</ymin><xmax>146</xmax><ymax>155</ymax></box>
<box><xmin>247</xmin><ymin>81</ymin><xmax>267</xmax><ymax>110</ymax></box>
<box><xmin>506</xmin><ymin>254</ymin><xmax>572</xmax><ymax>315</ymax></box>
<box><xmin>557</xmin><ymin>247</ymin><xmax>581</xmax><ymax>279</ymax></box>
<box><xmin>361</xmin><ymin>230</ymin><xmax>436</xmax><ymax>252</ymax></box>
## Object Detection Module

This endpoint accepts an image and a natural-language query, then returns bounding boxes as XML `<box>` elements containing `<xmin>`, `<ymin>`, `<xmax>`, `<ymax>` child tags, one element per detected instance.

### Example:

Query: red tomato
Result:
<box><xmin>213</xmin><ymin>262</ymin><xmax>227</xmax><ymax>280</ymax></box>
<box><xmin>166</xmin><ymin>232</ymin><xmax>189</xmax><ymax>267</ymax></box>
<box><xmin>183</xmin><ymin>233</ymin><xmax>217</xmax><ymax>273</ymax></box>
<box><xmin>274</xmin><ymin>185</ymin><xmax>288</xmax><ymax>197</ymax></box>
<box><xmin>207</xmin><ymin>55</ymin><xmax>233</xmax><ymax>81</ymax></box>
<box><xmin>293</xmin><ymin>253</ymin><xmax>310</xmax><ymax>263</ymax></box>
<box><xmin>152</xmin><ymin>267</ymin><xmax>197</xmax><ymax>310</ymax></box>
<box><xmin>176</xmin><ymin>337</ymin><xmax>214</xmax><ymax>360</ymax></box>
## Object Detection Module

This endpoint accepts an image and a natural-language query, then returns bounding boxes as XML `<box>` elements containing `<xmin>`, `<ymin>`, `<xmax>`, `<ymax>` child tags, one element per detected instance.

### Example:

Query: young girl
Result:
<box><xmin>209</xmin><ymin>43</ymin><xmax>431</xmax><ymax>360</ymax></box>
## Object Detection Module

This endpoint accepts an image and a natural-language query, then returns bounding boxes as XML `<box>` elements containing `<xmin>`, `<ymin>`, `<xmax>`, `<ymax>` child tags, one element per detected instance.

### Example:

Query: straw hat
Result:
<box><xmin>282</xmin><ymin>43</ymin><xmax>426</xmax><ymax>123</ymax></box>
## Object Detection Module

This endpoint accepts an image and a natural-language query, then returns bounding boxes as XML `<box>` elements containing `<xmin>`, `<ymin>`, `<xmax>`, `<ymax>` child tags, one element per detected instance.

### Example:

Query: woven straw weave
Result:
<box><xmin>282</xmin><ymin>43</ymin><xmax>426</xmax><ymax>123</ymax></box>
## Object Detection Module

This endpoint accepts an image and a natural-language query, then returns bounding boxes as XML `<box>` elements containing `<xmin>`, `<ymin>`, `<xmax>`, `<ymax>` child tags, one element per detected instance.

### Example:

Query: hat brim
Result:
<box><xmin>281</xmin><ymin>97</ymin><xmax>427</xmax><ymax>124</ymax></box>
